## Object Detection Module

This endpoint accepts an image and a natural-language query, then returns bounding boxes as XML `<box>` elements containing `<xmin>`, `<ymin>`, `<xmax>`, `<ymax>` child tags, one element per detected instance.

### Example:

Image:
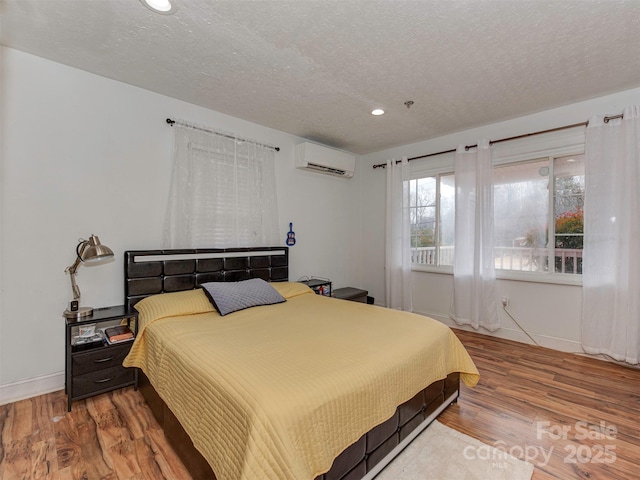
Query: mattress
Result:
<box><xmin>123</xmin><ymin>282</ymin><xmax>479</xmax><ymax>480</ymax></box>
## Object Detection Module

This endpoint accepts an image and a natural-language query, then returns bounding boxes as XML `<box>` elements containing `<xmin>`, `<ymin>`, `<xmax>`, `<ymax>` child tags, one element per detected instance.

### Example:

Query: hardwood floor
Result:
<box><xmin>1</xmin><ymin>329</ymin><xmax>638</xmax><ymax>479</ymax></box>
<box><xmin>0</xmin><ymin>386</ymin><xmax>191</xmax><ymax>480</ymax></box>
<box><xmin>439</xmin><ymin>330</ymin><xmax>640</xmax><ymax>480</ymax></box>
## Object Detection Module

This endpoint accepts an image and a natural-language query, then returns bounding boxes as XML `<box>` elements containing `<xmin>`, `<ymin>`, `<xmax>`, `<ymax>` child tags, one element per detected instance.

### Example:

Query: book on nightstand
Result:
<box><xmin>103</xmin><ymin>325</ymin><xmax>134</xmax><ymax>344</ymax></box>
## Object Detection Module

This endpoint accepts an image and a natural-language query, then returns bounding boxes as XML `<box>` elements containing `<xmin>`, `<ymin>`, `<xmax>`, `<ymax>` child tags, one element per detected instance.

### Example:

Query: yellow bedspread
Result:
<box><xmin>123</xmin><ymin>283</ymin><xmax>479</xmax><ymax>480</ymax></box>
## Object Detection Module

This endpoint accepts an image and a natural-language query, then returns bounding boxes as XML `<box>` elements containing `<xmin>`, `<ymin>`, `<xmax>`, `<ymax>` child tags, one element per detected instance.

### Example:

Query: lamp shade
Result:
<box><xmin>81</xmin><ymin>234</ymin><xmax>114</xmax><ymax>262</ymax></box>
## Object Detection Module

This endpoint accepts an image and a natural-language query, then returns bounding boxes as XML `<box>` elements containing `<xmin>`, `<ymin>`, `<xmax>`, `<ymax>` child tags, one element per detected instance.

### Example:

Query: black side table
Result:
<box><xmin>64</xmin><ymin>305</ymin><xmax>138</xmax><ymax>411</ymax></box>
<box><xmin>334</xmin><ymin>287</ymin><xmax>368</xmax><ymax>303</ymax></box>
<box><xmin>299</xmin><ymin>278</ymin><xmax>332</xmax><ymax>296</ymax></box>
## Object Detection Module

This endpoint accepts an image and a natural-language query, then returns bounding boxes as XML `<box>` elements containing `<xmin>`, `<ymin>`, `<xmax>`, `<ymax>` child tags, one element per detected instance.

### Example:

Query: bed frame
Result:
<box><xmin>124</xmin><ymin>247</ymin><xmax>460</xmax><ymax>480</ymax></box>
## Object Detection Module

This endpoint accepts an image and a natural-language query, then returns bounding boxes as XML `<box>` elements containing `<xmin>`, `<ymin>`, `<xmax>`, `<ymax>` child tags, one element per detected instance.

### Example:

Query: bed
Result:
<box><xmin>122</xmin><ymin>247</ymin><xmax>479</xmax><ymax>480</ymax></box>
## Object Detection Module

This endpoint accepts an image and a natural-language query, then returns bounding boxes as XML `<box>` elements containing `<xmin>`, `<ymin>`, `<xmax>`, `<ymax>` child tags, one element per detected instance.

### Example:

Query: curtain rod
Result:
<box><xmin>166</xmin><ymin>118</ymin><xmax>280</xmax><ymax>152</ymax></box>
<box><xmin>372</xmin><ymin>113</ymin><xmax>624</xmax><ymax>169</ymax></box>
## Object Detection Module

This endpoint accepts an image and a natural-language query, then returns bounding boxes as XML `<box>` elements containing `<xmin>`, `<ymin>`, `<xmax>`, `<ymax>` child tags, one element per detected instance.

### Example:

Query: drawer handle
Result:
<box><xmin>94</xmin><ymin>377</ymin><xmax>115</xmax><ymax>384</ymax></box>
<box><xmin>94</xmin><ymin>356</ymin><xmax>115</xmax><ymax>363</ymax></box>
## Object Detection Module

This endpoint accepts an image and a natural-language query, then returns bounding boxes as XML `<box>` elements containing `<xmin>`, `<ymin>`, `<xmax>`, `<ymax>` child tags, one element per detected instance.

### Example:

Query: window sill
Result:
<box><xmin>496</xmin><ymin>270</ymin><xmax>583</xmax><ymax>286</ymax></box>
<box><xmin>411</xmin><ymin>264</ymin><xmax>453</xmax><ymax>275</ymax></box>
<box><xmin>411</xmin><ymin>264</ymin><xmax>582</xmax><ymax>286</ymax></box>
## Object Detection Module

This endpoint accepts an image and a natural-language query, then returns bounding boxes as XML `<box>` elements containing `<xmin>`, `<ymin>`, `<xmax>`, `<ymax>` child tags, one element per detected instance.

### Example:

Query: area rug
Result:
<box><xmin>375</xmin><ymin>421</ymin><xmax>534</xmax><ymax>480</ymax></box>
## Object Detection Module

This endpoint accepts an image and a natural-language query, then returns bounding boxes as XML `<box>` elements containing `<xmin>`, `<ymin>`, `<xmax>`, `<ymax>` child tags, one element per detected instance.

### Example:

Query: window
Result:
<box><xmin>163</xmin><ymin>124</ymin><xmax>280</xmax><ymax>248</ymax></box>
<box><xmin>553</xmin><ymin>155</ymin><xmax>585</xmax><ymax>273</ymax></box>
<box><xmin>409</xmin><ymin>153</ymin><xmax>585</xmax><ymax>278</ymax></box>
<box><xmin>493</xmin><ymin>154</ymin><xmax>584</xmax><ymax>274</ymax></box>
<box><xmin>409</xmin><ymin>173</ymin><xmax>455</xmax><ymax>266</ymax></box>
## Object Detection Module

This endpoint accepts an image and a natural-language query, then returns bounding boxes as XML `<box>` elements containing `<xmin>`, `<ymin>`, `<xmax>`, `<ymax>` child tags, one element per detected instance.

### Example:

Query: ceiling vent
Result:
<box><xmin>295</xmin><ymin>142</ymin><xmax>356</xmax><ymax>178</ymax></box>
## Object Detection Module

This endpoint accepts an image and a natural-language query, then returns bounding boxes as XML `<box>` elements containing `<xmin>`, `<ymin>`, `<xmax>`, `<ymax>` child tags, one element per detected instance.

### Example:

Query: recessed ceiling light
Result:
<box><xmin>141</xmin><ymin>0</ymin><xmax>177</xmax><ymax>14</ymax></box>
<box><xmin>371</xmin><ymin>109</ymin><xmax>385</xmax><ymax>116</ymax></box>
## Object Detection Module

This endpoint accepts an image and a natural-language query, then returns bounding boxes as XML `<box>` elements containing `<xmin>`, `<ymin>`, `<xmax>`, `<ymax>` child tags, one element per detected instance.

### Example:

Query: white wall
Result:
<box><xmin>0</xmin><ymin>47</ymin><xmax>363</xmax><ymax>403</ymax></box>
<box><xmin>360</xmin><ymin>87</ymin><xmax>640</xmax><ymax>351</ymax></box>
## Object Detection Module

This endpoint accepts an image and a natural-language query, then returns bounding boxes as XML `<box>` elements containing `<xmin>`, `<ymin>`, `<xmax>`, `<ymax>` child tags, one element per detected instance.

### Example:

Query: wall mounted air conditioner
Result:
<box><xmin>295</xmin><ymin>142</ymin><xmax>356</xmax><ymax>178</ymax></box>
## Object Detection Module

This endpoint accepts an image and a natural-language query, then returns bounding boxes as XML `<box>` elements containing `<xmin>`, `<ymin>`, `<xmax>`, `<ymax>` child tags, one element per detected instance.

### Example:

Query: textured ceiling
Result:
<box><xmin>2</xmin><ymin>0</ymin><xmax>640</xmax><ymax>154</ymax></box>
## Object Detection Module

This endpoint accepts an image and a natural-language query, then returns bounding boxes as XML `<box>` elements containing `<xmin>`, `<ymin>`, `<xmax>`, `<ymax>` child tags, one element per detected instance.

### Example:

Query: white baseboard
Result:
<box><xmin>416</xmin><ymin>310</ymin><xmax>583</xmax><ymax>354</ymax></box>
<box><xmin>0</xmin><ymin>371</ymin><xmax>64</xmax><ymax>405</ymax></box>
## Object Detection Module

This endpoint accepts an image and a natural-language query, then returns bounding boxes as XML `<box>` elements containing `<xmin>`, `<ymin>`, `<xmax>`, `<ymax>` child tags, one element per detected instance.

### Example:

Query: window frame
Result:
<box><xmin>408</xmin><ymin>128</ymin><xmax>585</xmax><ymax>286</ymax></box>
<box><xmin>408</xmin><ymin>171</ymin><xmax>455</xmax><ymax>272</ymax></box>
<box><xmin>493</xmin><ymin>153</ymin><xmax>584</xmax><ymax>285</ymax></box>
<box><xmin>409</xmin><ymin>157</ymin><xmax>455</xmax><ymax>275</ymax></box>
<box><xmin>551</xmin><ymin>154</ymin><xmax>585</xmax><ymax>275</ymax></box>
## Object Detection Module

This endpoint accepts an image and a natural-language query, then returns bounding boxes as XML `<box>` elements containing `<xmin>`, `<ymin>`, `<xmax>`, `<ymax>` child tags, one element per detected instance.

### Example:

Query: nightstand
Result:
<box><xmin>299</xmin><ymin>278</ymin><xmax>332</xmax><ymax>296</ymax></box>
<box><xmin>64</xmin><ymin>305</ymin><xmax>138</xmax><ymax>411</ymax></box>
<box><xmin>334</xmin><ymin>287</ymin><xmax>369</xmax><ymax>303</ymax></box>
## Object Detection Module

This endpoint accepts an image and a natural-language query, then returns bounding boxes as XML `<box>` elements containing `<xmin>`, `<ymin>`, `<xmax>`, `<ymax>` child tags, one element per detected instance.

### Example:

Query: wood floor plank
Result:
<box><xmin>142</xmin><ymin>428</ymin><xmax>193</xmax><ymax>480</ymax></box>
<box><xmin>110</xmin><ymin>389</ymin><xmax>157</xmax><ymax>440</ymax></box>
<box><xmin>1</xmin><ymin>328</ymin><xmax>638</xmax><ymax>479</ymax></box>
<box><xmin>85</xmin><ymin>394</ymin><xmax>143</xmax><ymax>478</ymax></box>
<box><xmin>54</xmin><ymin>404</ymin><xmax>116</xmax><ymax>479</ymax></box>
<box><xmin>130</xmin><ymin>435</ymin><xmax>171</xmax><ymax>480</ymax></box>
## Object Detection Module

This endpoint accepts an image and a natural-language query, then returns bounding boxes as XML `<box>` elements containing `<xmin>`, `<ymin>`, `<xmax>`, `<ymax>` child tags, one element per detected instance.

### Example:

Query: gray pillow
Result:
<box><xmin>201</xmin><ymin>278</ymin><xmax>286</xmax><ymax>316</ymax></box>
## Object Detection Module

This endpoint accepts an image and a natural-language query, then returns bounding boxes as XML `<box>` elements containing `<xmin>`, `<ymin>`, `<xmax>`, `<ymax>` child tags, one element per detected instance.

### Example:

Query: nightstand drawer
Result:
<box><xmin>72</xmin><ymin>365</ymin><xmax>135</xmax><ymax>398</ymax></box>
<box><xmin>72</xmin><ymin>343</ymin><xmax>132</xmax><ymax>376</ymax></box>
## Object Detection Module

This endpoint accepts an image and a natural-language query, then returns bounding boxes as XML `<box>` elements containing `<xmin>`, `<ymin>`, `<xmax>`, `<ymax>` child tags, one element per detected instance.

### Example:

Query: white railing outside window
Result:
<box><xmin>411</xmin><ymin>246</ymin><xmax>454</xmax><ymax>266</ymax></box>
<box><xmin>412</xmin><ymin>246</ymin><xmax>582</xmax><ymax>274</ymax></box>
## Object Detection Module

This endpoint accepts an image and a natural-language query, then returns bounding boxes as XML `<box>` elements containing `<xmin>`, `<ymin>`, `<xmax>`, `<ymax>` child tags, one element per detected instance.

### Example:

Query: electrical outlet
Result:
<box><xmin>501</xmin><ymin>297</ymin><xmax>508</xmax><ymax>307</ymax></box>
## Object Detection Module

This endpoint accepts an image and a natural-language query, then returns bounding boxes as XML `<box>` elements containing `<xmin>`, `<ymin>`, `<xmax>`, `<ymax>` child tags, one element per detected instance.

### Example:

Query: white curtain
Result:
<box><xmin>163</xmin><ymin>121</ymin><xmax>280</xmax><ymax>248</ymax></box>
<box><xmin>582</xmin><ymin>105</ymin><xmax>640</xmax><ymax>364</ymax></box>
<box><xmin>450</xmin><ymin>140</ymin><xmax>499</xmax><ymax>331</ymax></box>
<box><xmin>385</xmin><ymin>157</ymin><xmax>413</xmax><ymax>311</ymax></box>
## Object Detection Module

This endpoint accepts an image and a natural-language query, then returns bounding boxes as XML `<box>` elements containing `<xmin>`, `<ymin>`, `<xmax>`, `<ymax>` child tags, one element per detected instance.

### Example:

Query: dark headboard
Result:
<box><xmin>124</xmin><ymin>247</ymin><xmax>289</xmax><ymax>310</ymax></box>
